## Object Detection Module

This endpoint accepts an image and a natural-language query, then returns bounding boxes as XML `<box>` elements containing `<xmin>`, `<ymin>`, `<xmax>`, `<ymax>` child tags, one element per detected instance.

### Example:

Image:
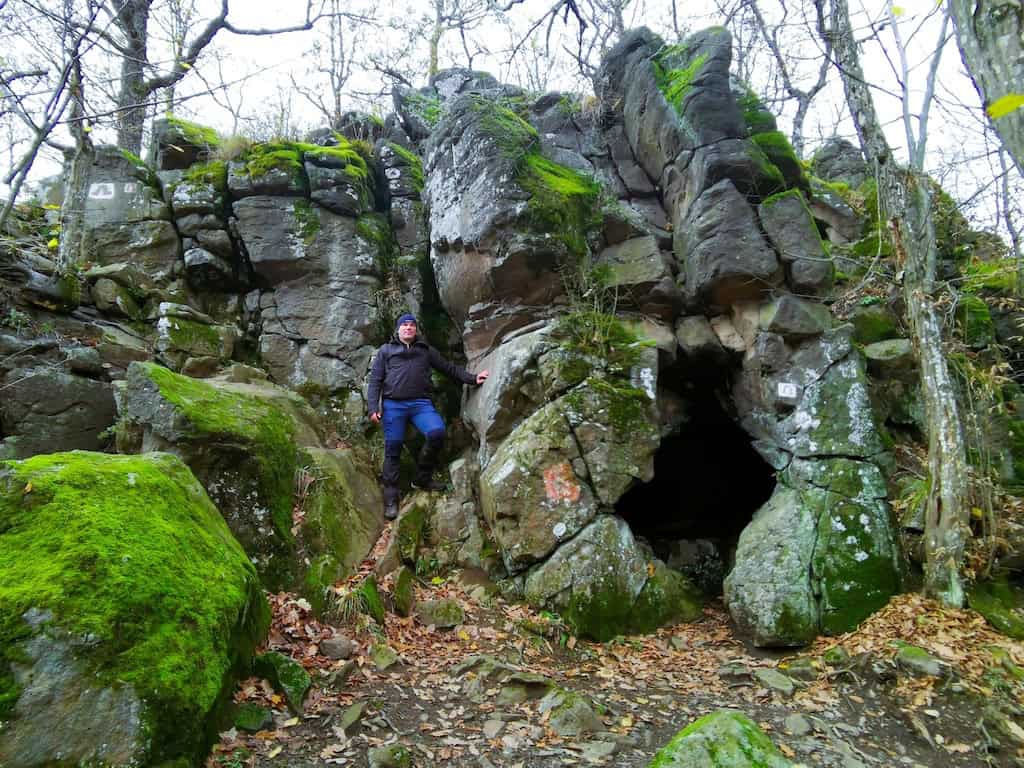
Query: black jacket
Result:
<box><xmin>367</xmin><ymin>335</ymin><xmax>477</xmax><ymax>412</ymax></box>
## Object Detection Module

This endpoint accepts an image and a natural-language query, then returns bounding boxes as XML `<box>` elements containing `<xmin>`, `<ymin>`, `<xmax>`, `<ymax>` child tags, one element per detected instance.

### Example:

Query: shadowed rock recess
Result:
<box><xmin>0</xmin><ymin>25</ymin><xmax>923</xmax><ymax>766</ymax></box>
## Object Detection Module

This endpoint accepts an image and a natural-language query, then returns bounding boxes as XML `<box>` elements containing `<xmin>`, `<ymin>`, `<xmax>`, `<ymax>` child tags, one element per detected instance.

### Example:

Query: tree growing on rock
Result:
<box><xmin>949</xmin><ymin>0</ymin><xmax>1024</xmax><ymax>178</ymax></box>
<box><xmin>827</xmin><ymin>0</ymin><xmax>971</xmax><ymax>606</ymax></box>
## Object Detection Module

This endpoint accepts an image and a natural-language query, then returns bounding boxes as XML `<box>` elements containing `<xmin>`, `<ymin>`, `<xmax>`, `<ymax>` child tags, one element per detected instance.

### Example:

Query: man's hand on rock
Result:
<box><xmin>370</xmin><ymin>412</ymin><xmax>381</xmax><ymax>424</ymax></box>
<box><xmin>476</xmin><ymin>370</ymin><xmax>489</xmax><ymax>385</ymax></box>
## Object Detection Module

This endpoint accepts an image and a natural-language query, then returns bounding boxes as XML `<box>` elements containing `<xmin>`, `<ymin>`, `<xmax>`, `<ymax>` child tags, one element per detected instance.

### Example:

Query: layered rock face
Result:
<box><xmin>401</xmin><ymin>27</ymin><xmax>897</xmax><ymax>644</ymax></box>
<box><xmin>1</xmin><ymin>26</ymin><xmax>902</xmax><ymax>648</ymax></box>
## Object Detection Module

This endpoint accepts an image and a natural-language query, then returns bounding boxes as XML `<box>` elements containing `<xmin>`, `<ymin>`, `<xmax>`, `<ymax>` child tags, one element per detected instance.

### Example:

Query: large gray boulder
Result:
<box><xmin>676</xmin><ymin>179</ymin><xmax>782</xmax><ymax>308</ymax></box>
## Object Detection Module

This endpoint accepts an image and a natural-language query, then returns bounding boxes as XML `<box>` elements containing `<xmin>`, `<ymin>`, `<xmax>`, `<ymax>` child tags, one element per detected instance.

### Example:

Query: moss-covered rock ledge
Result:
<box><xmin>0</xmin><ymin>451</ymin><xmax>269</xmax><ymax>767</ymax></box>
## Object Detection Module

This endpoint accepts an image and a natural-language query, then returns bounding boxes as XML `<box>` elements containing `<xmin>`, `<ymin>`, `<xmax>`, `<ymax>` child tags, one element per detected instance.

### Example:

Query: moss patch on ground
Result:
<box><xmin>0</xmin><ymin>451</ymin><xmax>268</xmax><ymax>759</ymax></box>
<box><xmin>969</xmin><ymin>576</ymin><xmax>1024</xmax><ymax>639</ymax></box>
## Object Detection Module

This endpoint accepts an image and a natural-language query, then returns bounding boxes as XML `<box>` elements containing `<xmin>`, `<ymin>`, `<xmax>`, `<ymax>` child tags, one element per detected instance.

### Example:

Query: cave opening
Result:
<box><xmin>616</xmin><ymin>376</ymin><xmax>776</xmax><ymax>592</ymax></box>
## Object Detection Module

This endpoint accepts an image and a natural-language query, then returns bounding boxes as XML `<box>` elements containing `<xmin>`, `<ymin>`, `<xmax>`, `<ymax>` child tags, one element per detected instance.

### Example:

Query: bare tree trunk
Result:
<box><xmin>949</xmin><ymin>0</ymin><xmax>1024</xmax><ymax>177</ymax></box>
<box><xmin>828</xmin><ymin>0</ymin><xmax>970</xmax><ymax>606</ymax></box>
<box><xmin>58</xmin><ymin>55</ymin><xmax>93</xmax><ymax>269</ymax></box>
<box><xmin>113</xmin><ymin>0</ymin><xmax>151</xmax><ymax>154</ymax></box>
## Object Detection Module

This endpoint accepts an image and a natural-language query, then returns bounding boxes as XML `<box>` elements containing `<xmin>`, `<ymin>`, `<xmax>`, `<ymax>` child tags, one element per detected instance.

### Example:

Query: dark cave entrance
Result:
<box><xmin>616</xmin><ymin>377</ymin><xmax>776</xmax><ymax>592</ymax></box>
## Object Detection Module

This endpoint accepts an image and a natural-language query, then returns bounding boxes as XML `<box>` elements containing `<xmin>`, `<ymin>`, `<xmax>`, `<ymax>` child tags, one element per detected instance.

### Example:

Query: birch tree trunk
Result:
<box><xmin>828</xmin><ymin>0</ymin><xmax>971</xmax><ymax>605</ymax></box>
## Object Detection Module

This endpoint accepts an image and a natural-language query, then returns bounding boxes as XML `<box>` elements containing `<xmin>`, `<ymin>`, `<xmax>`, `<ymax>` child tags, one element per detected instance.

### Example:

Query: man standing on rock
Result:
<box><xmin>368</xmin><ymin>313</ymin><xmax>488</xmax><ymax>520</ymax></box>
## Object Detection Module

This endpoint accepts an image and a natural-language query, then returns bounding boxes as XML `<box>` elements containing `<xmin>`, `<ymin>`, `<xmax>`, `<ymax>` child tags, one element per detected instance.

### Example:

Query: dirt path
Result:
<box><xmin>208</xmin><ymin>525</ymin><xmax>1024</xmax><ymax>768</ymax></box>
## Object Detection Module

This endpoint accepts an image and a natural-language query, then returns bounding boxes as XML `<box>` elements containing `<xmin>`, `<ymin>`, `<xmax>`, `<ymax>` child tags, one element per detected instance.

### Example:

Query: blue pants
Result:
<box><xmin>381</xmin><ymin>398</ymin><xmax>445</xmax><ymax>503</ymax></box>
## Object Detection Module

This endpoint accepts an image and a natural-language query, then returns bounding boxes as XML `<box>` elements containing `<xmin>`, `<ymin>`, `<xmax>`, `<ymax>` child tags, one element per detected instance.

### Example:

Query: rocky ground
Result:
<box><xmin>208</xmin><ymin>523</ymin><xmax>1024</xmax><ymax>768</ymax></box>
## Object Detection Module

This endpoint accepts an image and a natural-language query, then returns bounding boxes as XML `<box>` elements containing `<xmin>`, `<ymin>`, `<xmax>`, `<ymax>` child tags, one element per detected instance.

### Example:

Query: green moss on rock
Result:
<box><xmin>386</xmin><ymin>142</ymin><xmax>424</xmax><ymax>193</ymax></box>
<box><xmin>957</xmin><ymin>294</ymin><xmax>995</xmax><ymax>348</ymax></box>
<box><xmin>969</xmin><ymin>576</ymin><xmax>1024</xmax><ymax>639</ymax></box>
<box><xmin>358</xmin><ymin>575</ymin><xmax>386</xmax><ymax>625</ymax></box>
<box><xmin>137</xmin><ymin>363</ymin><xmax>298</xmax><ymax>546</ymax></box>
<box><xmin>167</xmin><ymin>115</ymin><xmax>221</xmax><ymax>148</ymax></box>
<box><xmin>468</xmin><ymin>95</ymin><xmax>601</xmax><ymax>257</ymax></box>
<box><xmin>649</xmin><ymin>710</ymin><xmax>794</xmax><ymax>767</ymax></box>
<box><xmin>752</xmin><ymin>130</ymin><xmax>806</xmax><ymax>190</ymax></box>
<box><xmin>0</xmin><ymin>451</ymin><xmax>268</xmax><ymax>760</ymax></box>
<box><xmin>254</xmin><ymin>651</ymin><xmax>310</xmax><ymax>714</ymax></box>
<box><xmin>628</xmin><ymin>561</ymin><xmax>703</xmax><ymax>634</ymax></box>
<box><xmin>292</xmin><ymin>198</ymin><xmax>321</xmax><ymax>244</ymax></box>
<box><xmin>652</xmin><ymin>48</ymin><xmax>709</xmax><ymax>113</ymax></box>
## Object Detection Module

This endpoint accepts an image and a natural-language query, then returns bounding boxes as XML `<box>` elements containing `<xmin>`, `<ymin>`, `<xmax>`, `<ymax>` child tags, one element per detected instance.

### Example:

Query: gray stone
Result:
<box><xmin>183</xmin><ymin>246</ymin><xmax>236</xmax><ymax>290</ymax></box>
<box><xmin>725</xmin><ymin>486</ymin><xmax>819</xmax><ymax>647</ymax></box>
<box><xmin>677</xmin><ymin>179</ymin><xmax>781</xmax><ymax>309</ymax></box>
<box><xmin>784</xmin><ymin>713</ymin><xmax>812</xmax><ymax>736</ymax></box>
<box><xmin>321</xmin><ymin>635</ymin><xmax>356</xmax><ymax>660</ymax></box>
<box><xmin>463</xmin><ymin>325</ymin><xmax>551</xmax><ymax>453</ymax></box>
<box><xmin>91</xmin><ymin>277</ymin><xmax>141</xmax><ymax>319</ymax></box>
<box><xmin>759</xmin><ymin>296</ymin><xmax>832</xmax><ymax>339</ymax></box>
<box><xmin>538</xmin><ymin>688</ymin><xmax>605</xmax><ymax>737</ymax></box>
<box><xmin>759</xmin><ymin>190</ymin><xmax>834</xmax><ymax>296</ymax></box>
<box><xmin>80</xmin><ymin>220</ymin><xmax>180</xmax><ymax>280</ymax></box>
<box><xmin>0</xmin><ymin>366</ymin><xmax>116</xmax><ymax>459</ymax></box>
<box><xmin>753</xmin><ymin>668</ymin><xmax>796</xmax><ymax>697</ymax></box>
<box><xmin>523</xmin><ymin>516</ymin><xmax>648</xmax><ymax>641</ymax></box>
<box><xmin>595</xmin><ymin>235</ymin><xmax>679</xmax><ymax>318</ymax></box>
<box><xmin>306</xmin><ymin>162</ymin><xmax>370</xmax><ymax>215</ymax></box>
<box><xmin>676</xmin><ymin>315</ymin><xmax>729</xmax><ymax>364</ymax></box>
<box><xmin>227</xmin><ymin>160</ymin><xmax>307</xmax><ymax>197</ymax></box>
<box><xmin>863</xmin><ymin>338</ymin><xmax>916</xmax><ymax>380</ymax></box>
<box><xmin>415</xmin><ymin>598</ymin><xmax>465</xmax><ymax>628</ymax></box>
<box><xmin>179</xmin><ymin>356</ymin><xmax>220</xmax><ymax>378</ymax></box>
<box><xmin>194</xmin><ymin>228</ymin><xmax>235</xmax><ymax>259</ymax></box>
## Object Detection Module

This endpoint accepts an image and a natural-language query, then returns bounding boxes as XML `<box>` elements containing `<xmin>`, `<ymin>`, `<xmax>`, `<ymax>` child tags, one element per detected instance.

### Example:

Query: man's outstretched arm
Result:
<box><xmin>367</xmin><ymin>350</ymin><xmax>386</xmax><ymax>422</ymax></box>
<box><xmin>428</xmin><ymin>347</ymin><xmax>489</xmax><ymax>386</ymax></box>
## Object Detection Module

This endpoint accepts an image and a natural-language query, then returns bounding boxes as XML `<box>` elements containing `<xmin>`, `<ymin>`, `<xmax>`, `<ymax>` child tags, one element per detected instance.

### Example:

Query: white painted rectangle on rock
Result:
<box><xmin>89</xmin><ymin>182</ymin><xmax>115</xmax><ymax>199</ymax></box>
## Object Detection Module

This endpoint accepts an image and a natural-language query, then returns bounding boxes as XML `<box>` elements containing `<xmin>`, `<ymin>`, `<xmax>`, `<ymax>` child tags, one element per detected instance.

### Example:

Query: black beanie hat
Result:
<box><xmin>396</xmin><ymin>313</ymin><xmax>417</xmax><ymax>329</ymax></box>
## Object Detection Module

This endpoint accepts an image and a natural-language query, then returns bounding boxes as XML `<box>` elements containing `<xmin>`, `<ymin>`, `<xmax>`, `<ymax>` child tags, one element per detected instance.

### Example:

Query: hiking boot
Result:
<box><xmin>411</xmin><ymin>476</ymin><xmax>447</xmax><ymax>492</ymax></box>
<box><xmin>384</xmin><ymin>500</ymin><xmax>399</xmax><ymax>520</ymax></box>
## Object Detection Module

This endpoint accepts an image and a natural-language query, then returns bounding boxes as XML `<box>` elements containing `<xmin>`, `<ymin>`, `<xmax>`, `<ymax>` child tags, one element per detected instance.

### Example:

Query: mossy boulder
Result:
<box><xmin>849</xmin><ymin>303</ymin><xmax>900</xmax><ymax>345</ymax></box>
<box><xmin>523</xmin><ymin>516</ymin><xmax>691</xmax><ymax>641</ymax></box>
<box><xmin>969</xmin><ymin>576</ymin><xmax>1024</xmax><ymax>639</ymax></box>
<box><xmin>254</xmin><ymin>651</ymin><xmax>311</xmax><ymax>714</ymax></box>
<box><xmin>957</xmin><ymin>294</ymin><xmax>996</xmax><ymax>349</ymax></box>
<box><xmin>415</xmin><ymin>598</ymin><xmax>465</xmax><ymax>629</ymax></box>
<box><xmin>726</xmin><ymin>457</ymin><xmax>899</xmax><ymax>646</ymax></box>
<box><xmin>648</xmin><ymin>710</ymin><xmax>795</xmax><ymax>767</ymax></box>
<box><xmin>795</xmin><ymin>458</ymin><xmax>899</xmax><ymax>635</ymax></box>
<box><xmin>298</xmin><ymin>448</ymin><xmax>384</xmax><ymax>614</ymax></box>
<box><xmin>0</xmin><ymin>451</ymin><xmax>268</xmax><ymax>767</ymax></box>
<box><xmin>118</xmin><ymin>362</ymin><xmax>336</xmax><ymax>592</ymax></box>
<box><xmin>628</xmin><ymin>559</ymin><xmax>704</xmax><ymax>634</ymax></box>
<box><xmin>480</xmin><ymin>399</ymin><xmax>599</xmax><ymax>573</ymax></box>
